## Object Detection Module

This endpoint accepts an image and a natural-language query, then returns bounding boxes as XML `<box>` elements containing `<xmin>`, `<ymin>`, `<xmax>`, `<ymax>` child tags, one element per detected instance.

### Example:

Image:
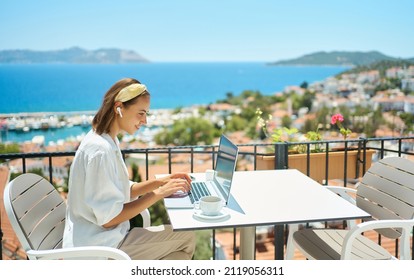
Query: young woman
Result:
<box><xmin>63</xmin><ymin>78</ymin><xmax>196</xmax><ymax>259</ymax></box>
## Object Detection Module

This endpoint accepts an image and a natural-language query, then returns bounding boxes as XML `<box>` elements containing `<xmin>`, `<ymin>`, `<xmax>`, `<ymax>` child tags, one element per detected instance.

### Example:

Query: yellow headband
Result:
<box><xmin>115</xmin><ymin>83</ymin><xmax>147</xmax><ymax>103</ymax></box>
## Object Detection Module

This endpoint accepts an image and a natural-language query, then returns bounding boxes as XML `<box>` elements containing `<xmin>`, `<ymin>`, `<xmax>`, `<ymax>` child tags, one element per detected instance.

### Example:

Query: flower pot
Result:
<box><xmin>256</xmin><ymin>149</ymin><xmax>376</xmax><ymax>183</ymax></box>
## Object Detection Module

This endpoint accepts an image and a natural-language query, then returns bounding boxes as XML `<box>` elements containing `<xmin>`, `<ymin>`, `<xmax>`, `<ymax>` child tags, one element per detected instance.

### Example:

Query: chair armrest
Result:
<box><xmin>341</xmin><ymin>219</ymin><xmax>414</xmax><ymax>260</ymax></box>
<box><xmin>325</xmin><ymin>185</ymin><xmax>358</xmax><ymax>229</ymax></box>
<box><xmin>140</xmin><ymin>208</ymin><xmax>151</xmax><ymax>228</ymax></box>
<box><xmin>27</xmin><ymin>246</ymin><xmax>131</xmax><ymax>260</ymax></box>
<box><xmin>325</xmin><ymin>185</ymin><xmax>357</xmax><ymax>205</ymax></box>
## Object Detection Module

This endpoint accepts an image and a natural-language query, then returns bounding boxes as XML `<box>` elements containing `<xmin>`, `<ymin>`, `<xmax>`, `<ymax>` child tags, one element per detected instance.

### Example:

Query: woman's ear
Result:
<box><xmin>116</xmin><ymin>107</ymin><xmax>123</xmax><ymax>118</ymax></box>
<box><xmin>114</xmin><ymin>102</ymin><xmax>123</xmax><ymax>117</ymax></box>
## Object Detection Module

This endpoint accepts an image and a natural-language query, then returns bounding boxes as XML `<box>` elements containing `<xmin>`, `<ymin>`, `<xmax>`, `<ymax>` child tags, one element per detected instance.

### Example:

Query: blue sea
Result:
<box><xmin>0</xmin><ymin>63</ymin><xmax>349</xmax><ymax>143</ymax></box>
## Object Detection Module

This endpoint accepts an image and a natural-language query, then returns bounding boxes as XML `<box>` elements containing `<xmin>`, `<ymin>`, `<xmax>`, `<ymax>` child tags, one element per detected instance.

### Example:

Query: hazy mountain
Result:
<box><xmin>269</xmin><ymin>51</ymin><xmax>414</xmax><ymax>66</ymax></box>
<box><xmin>0</xmin><ymin>47</ymin><xmax>149</xmax><ymax>64</ymax></box>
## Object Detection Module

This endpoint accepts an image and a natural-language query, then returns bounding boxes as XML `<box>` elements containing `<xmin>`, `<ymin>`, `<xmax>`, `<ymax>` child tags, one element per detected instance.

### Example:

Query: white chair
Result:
<box><xmin>4</xmin><ymin>173</ymin><xmax>151</xmax><ymax>260</ymax></box>
<box><xmin>286</xmin><ymin>156</ymin><xmax>414</xmax><ymax>260</ymax></box>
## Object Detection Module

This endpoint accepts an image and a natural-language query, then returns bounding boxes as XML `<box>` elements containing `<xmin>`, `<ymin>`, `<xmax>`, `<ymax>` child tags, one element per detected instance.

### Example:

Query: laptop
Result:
<box><xmin>163</xmin><ymin>134</ymin><xmax>239</xmax><ymax>209</ymax></box>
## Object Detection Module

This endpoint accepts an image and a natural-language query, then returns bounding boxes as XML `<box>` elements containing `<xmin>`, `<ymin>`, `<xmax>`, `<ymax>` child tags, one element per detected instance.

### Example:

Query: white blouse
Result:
<box><xmin>63</xmin><ymin>130</ymin><xmax>132</xmax><ymax>248</ymax></box>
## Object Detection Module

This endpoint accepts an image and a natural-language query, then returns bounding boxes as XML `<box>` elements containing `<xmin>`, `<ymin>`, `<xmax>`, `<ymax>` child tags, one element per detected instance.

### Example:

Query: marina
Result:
<box><xmin>0</xmin><ymin>108</ymin><xmax>178</xmax><ymax>145</ymax></box>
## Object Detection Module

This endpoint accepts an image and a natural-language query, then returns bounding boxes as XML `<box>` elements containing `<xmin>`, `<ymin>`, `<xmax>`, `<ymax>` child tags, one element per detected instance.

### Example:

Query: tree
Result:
<box><xmin>225</xmin><ymin>115</ymin><xmax>248</xmax><ymax>132</ymax></box>
<box><xmin>154</xmin><ymin>117</ymin><xmax>215</xmax><ymax>146</ymax></box>
<box><xmin>9</xmin><ymin>167</ymin><xmax>45</xmax><ymax>181</ymax></box>
<box><xmin>300</xmin><ymin>81</ymin><xmax>308</xmax><ymax>89</ymax></box>
<box><xmin>290</xmin><ymin>91</ymin><xmax>315</xmax><ymax>112</ymax></box>
<box><xmin>281</xmin><ymin>115</ymin><xmax>292</xmax><ymax>128</ymax></box>
<box><xmin>0</xmin><ymin>142</ymin><xmax>20</xmax><ymax>163</ymax></box>
<box><xmin>400</xmin><ymin>112</ymin><xmax>414</xmax><ymax>133</ymax></box>
<box><xmin>301</xmin><ymin>90</ymin><xmax>315</xmax><ymax>111</ymax></box>
<box><xmin>363</xmin><ymin>107</ymin><xmax>384</xmax><ymax>137</ymax></box>
<box><xmin>315</xmin><ymin>106</ymin><xmax>331</xmax><ymax>130</ymax></box>
<box><xmin>129</xmin><ymin>162</ymin><xmax>140</xmax><ymax>183</ymax></box>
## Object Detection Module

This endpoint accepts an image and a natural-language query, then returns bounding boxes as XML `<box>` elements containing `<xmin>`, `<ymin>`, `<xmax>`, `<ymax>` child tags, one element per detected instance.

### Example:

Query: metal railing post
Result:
<box><xmin>274</xmin><ymin>143</ymin><xmax>288</xmax><ymax>260</ymax></box>
<box><xmin>274</xmin><ymin>142</ymin><xmax>288</xmax><ymax>170</ymax></box>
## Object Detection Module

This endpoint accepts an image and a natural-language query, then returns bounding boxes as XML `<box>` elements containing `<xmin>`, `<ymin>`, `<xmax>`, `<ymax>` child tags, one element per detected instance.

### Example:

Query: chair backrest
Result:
<box><xmin>356</xmin><ymin>156</ymin><xmax>414</xmax><ymax>239</ymax></box>
<box><xmin>4</xmin><ymin>173</ymin><xmax>66</xmax><ymax>255</ymax></box>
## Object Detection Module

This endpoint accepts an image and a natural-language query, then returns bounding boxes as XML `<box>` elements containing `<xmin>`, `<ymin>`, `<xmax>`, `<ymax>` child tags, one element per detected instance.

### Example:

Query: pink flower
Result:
<box><xmin>331</xmin><ymin>113</ymin><xmax>352</xmax><ymax>140</ymax></box>
<box><xmin>331</xmin><ymin>113</ymin><xmax>344</xmax><ymax>125</ymax></box>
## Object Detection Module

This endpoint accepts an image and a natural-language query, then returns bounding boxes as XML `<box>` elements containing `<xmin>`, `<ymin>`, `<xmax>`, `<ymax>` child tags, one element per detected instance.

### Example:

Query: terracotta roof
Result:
<box><xmin>208</xmin><ymin>103</ymin><xmax>236</xmax><ymax>111</ymax></box>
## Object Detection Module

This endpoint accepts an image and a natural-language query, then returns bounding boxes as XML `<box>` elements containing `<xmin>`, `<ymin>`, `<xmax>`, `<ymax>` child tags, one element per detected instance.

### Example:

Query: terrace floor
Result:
<box><xmin>215</xmin><ymin>227</ymin><xmax>402</xmax><ymax>260</ymax></box>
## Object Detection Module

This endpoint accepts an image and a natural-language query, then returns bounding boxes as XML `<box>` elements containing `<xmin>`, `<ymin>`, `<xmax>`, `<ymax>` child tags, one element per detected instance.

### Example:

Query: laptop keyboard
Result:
<box><xmin>189</xmin><ymin>181</ymin><xmax>211</xmax><ymax>203</ymax></box>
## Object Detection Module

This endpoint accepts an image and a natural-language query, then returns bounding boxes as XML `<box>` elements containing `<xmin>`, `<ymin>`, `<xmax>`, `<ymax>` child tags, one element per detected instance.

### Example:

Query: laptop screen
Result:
<box><xmin>213</xmin><ymin>135</ymin><xmax>239</xmax><ymax>203</ymax></box>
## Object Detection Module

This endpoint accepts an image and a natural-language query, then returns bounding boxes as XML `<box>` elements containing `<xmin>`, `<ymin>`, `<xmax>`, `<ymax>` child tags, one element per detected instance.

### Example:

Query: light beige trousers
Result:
<box><xmin>118</xmin><ymin>225</ymin><xmax>196</xmax><ymax>260</ymax></box>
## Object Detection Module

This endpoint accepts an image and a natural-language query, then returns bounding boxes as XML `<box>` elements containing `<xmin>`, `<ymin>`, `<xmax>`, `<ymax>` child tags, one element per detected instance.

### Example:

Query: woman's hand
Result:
<box><xmin>154</xmin><ymin>179</ymin><xmax>191</xmax><ymax>198</ymax></box>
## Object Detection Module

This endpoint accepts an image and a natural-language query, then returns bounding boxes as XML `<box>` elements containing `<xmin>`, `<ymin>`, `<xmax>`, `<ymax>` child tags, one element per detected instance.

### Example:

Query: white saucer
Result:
<box><xmin>193</xmin><ymin>208</ymin><xmax>230</xmax><ymax>222</ymax></box>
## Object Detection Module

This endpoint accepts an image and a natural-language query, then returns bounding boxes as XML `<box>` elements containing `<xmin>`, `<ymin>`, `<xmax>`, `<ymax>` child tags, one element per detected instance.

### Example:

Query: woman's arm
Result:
<box><xmin>103</xmin><ymin>175</ymin><xmax>191</xmax><ymax>228</ymax></box>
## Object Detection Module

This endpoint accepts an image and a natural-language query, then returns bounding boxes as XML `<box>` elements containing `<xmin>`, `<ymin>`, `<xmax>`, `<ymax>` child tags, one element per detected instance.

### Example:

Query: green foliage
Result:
<box><xmin>271</xmin><ymin>127</ymin><xmax>299</xmax><ymax>143</ymax></box>
<box><xmin>173</xmin><ymin>107</ymin><xmax>183</xmax><ymax>114</ymax></box>
<box><xmin>374</xmin><ymin>78</ymin><xmax>403</xmax><ymax>92</ymax></box>
<box><xmin>117</xmin><ymin>133</ymin><xmax>123</xmax><ymax>142</ymax></box>
<box><xmin>400</xmin><ymin>113</ymin><xmax>414</xmax><ymax>133</ymax></box>
<box><xmin>362</xmin><ymin>107</ymin><xmax>385</xmax><ymax>137</ymax></box>
<box><xmin>198</xmin><ymin>106</ymin><xmax>207</xmax><ymax>116</ymax></box>
<box><xmin>288</xmin><ymin>90</ymin><xmax>315</xmax><ymax>112</ymax></box>
<box><xmin>218</xmin><ymin>90</ymin><xmax>282</xmax><ymax>109</ymax></box>
<box><xmin>314</xmin><ymin>106</ymin><xmax>331</xmax><ymax>129</ymax></box>
<box><xmin>154</xmin><ymin>117</ymin><xmax>215</xmax><ymax>146</ymax></box>
<box><xmin>225</xmin><ymin>114</ymin><xmax>248</xmax><ymax>132</ymax></box>
<box><xmin>148</xmin><ymin>200</ymin><xmax>170</xmax><ymax>225</ymax></box>
<box><xmin>193</xmin><ymin>230</ymin><xmax>213</xmax><ymax>260</ymax></box>
<box><xmin>301</xmin><ymin>90</ymin><xmax>315</xmax><ymax>111</ymax></box>
<box><xmin>0</xmin><ymin>142</ymin><xmax>20</xmax><ymax>163</ymax></box>
<box><xmin>131</xmin><ymin>162</ymin><xmax>141</xmax><ymax>182</ymax></box>
<box><xmin>129</xmin><ymin>200</ymin><xmax>170</xmax><ymax>228</ymax></box>
<box><xmin>272</xmin><ymin>51</ymin><xmax>399</xmax><ymax>66</ymax></box>
<box><xmin>9</xmin><ymin>168</ymin><xmax>45</xmax><ymax>181</ymax></box>
<box><xmin>241</xmin><ymin>106</ymin><xmax>263</xmax><ymax>123</ymax></box>
<box><xmin>281</xmin><ymin>115</ymin><xmax>292</xmax><ymax>128</ymax></box>
<box><xmin>305</xmin><ymin>127</ymin><xmax>324</xmax><ymax>153</ymax></box>
<box><xmin>300</xmin><ymin>81</ymin><xmax>308</xmax><ymax>89</ymax></box>
<box><xmin>306</xmin><ymin>130</ymin><xmax>322</xmax><ymax>141</ymax></box>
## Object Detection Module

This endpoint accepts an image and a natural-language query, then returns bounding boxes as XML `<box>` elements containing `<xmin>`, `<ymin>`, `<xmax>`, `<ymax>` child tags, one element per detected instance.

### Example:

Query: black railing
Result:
<box><xmin>1</xmin><ymin>136</ymin><xmax>414</xmax><ymax>260</ymax></box>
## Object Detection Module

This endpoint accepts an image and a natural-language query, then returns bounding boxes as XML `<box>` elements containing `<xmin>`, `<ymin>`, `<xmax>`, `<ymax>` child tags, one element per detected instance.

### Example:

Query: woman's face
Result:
<box><xmin>118</xmin><ymin>95</ymin><xmax>150</xmax><ymax>135</ymax></box>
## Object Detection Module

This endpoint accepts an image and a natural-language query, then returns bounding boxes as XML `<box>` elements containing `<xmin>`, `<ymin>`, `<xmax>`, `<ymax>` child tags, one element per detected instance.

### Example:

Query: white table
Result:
<box><xmin>161</xmin><ymin>169</ymin><xmax>371</xmax><ymax>260</ymax></box>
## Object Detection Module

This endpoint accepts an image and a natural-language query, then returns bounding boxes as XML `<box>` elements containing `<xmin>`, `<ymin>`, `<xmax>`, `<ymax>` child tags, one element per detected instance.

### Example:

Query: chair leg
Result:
<box><xmin>140</xmin><ymin>209</ymin><xmax>151</xmax><ymax>228</ymax></box>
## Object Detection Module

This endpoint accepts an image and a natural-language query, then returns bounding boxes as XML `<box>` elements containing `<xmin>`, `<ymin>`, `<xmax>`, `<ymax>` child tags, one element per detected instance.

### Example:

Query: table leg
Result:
<box><xmin>239</xmin><ymin>226</ymin><xmax>255</xmax><ymax>260</ymax></box>
<box><xmin>274</xmin><ymin>225</ymin><xmax>284</xmax><ymax>260</ymax></box>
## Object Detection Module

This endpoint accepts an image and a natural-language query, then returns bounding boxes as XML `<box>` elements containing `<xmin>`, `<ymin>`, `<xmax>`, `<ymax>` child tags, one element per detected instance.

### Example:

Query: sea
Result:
<box><xmin>0</xmin><ymin>63</ymin><xmax>349</xmax><ymax>144</ymax></box>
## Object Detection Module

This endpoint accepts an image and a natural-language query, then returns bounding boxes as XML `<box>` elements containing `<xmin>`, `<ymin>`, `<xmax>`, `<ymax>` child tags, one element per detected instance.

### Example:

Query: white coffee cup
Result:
<box><xmin>194</xmin><ymin>195</ymin><xmax>224</xmax><ymax>216</ymax></box>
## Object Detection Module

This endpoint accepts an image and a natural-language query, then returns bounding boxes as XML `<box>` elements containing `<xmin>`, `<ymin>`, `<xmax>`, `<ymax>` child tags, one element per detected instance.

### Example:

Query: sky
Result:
<box><xmin>1</xmin><ymin>0</ymin><xmax>413</xmax><ymax>62</ymax></box>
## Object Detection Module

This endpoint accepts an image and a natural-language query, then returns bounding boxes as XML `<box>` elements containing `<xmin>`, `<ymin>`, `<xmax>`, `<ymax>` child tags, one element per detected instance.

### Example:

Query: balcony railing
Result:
<box><xmin>1</xmin><ymin>136</ymin><xmax>414</xmax><ymax>260</ymax></box>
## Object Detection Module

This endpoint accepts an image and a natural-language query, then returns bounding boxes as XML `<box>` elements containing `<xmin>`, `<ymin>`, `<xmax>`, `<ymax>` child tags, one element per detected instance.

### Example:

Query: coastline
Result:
<box><xmin>0</xmin><ymin>110</ymin><xmax>97</xmax><ymax>118</ymax></box>
<box><xmin>0</xmin><ymin>107</ymin><xmax>177</xmax><ymax>145</ymax></box>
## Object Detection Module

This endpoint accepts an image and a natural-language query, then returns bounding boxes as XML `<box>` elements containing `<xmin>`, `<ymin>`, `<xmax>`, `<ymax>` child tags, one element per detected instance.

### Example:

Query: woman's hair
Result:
<box><xmin>92</xmin><ymin>77</ymin><xmax>150</xmax><ymax>135</ymax></box>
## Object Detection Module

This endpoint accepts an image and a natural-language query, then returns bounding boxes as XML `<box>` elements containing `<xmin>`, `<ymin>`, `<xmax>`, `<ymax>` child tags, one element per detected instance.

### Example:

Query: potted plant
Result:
<box><xmin>255</xmin><ymin>110</ymin><xmax>375</xmax><ymax>183</ymax></box>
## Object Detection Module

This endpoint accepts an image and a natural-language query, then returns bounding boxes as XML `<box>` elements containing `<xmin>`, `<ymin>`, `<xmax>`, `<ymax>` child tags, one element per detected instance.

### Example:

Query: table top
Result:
<box><xmin>161</xmin><ymin>169</ymin><xmax>371</xmax><ymax>231</ymax></box>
